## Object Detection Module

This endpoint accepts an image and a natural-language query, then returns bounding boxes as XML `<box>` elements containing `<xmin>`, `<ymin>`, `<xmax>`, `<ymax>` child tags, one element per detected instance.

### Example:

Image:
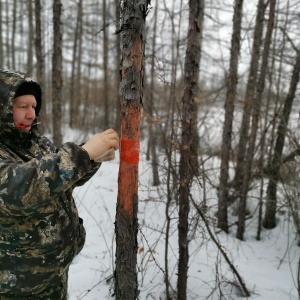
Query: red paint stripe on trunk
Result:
<box><xmin>120</xmin><ymin>140</ymin><xmax>140</xmax><ymax>165</ymax></box>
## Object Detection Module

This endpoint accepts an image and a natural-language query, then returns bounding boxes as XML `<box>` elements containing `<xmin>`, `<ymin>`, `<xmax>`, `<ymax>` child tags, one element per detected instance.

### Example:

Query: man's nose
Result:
<box><xmin>26</xmin><ymin>108</ymin><xmax>36</xmax><ymax>119</ymax></box>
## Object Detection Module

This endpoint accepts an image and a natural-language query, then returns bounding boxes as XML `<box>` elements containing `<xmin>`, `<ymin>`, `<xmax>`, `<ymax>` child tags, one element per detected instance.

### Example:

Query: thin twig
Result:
<box><xmin>190</xmin><ymin>196</ymin><xmax>251</xmax><ymax>297</ymax></box>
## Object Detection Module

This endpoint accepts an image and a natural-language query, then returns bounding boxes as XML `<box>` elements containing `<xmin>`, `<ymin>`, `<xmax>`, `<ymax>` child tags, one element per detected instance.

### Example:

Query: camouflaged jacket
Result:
<box><xmin>0</xmin><ymin>69</ymin><xmax>100</xmax><ymax>296</ymax></box>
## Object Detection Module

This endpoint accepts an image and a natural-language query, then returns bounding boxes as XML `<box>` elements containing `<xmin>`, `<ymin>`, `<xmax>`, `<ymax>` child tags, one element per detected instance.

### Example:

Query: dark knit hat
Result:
<box><xmin>15</xmin><ymin>82</ymin><xmax>38</xmax><ymax>99</ymax></box>
<box><xmin>14</xmin><ymin>81</ymin><xmax>42</xmax><ymax>116</ymax></box>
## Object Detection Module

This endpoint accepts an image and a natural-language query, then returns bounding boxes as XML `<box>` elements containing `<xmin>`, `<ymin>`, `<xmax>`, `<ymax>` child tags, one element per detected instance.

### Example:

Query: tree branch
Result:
<box><xmin>190</xmin><ymin>195</ymin><xmax>251</xmax><ymax>297</ymax></box>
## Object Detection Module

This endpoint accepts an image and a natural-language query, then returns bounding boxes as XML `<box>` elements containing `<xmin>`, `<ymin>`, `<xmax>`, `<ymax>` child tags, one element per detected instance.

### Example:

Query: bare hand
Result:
<box><xmin>82</xmin><ymin>129</ymin><xmax>119</xmax><ymax>161</ymax></box>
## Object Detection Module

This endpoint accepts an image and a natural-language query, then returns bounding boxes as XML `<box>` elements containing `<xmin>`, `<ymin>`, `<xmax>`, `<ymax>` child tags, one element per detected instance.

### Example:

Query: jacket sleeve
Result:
<box><xmin>72</xmin><ymin>142</ymin><xmax>102</xmax><ymax>187</ymax></box>
<box><xmin>0</xmin><ymin>142</ymin><xmax>94</xmax><ymax>216</ymax></box>
<box><xmin>73</xmin><ymin>160</ymin><xmax>101</xmax><ymax>187</ymax></box>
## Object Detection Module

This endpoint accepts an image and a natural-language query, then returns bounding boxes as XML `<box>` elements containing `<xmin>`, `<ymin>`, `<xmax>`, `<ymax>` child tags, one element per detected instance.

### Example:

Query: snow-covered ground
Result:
<box><xmin>66</xmin><ymin>134</ymin><xmax>299</xmax><ymax>299</ymax></box>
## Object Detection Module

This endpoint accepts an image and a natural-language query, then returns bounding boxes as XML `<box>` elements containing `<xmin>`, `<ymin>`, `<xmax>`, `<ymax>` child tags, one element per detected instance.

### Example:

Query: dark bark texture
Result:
<box><xmin>236</xmin><ymin>0</ymin><xmax>276</xmax><ymax>240</ymax></box>
<box><xmin>0</xmin><ymin>1</ymin><xmax>3</xmax><ymax>67</ymax></box>
<box><xmin>177</xmin><ymin>0</ymin><xmax>204</xmax><ymax>299</ymax></box>
<box><xmin>34</xmin><ymin>0</ymin><xmax>46</xmax><ymax>132</ymax></box>
<box><xmin>52</xmin><ymin>0</ymin><xmax>62</xmax><ymax>146</ymax></box>
<box><xmin>263</xmin><ymin>47</ymin><xmax>300</xmax><ymax>229</ymax></box>
<box><xmin>234</xmin><ymin>0</ymin><xmax>266</xmax><ymax>194</ymax></box>
<box><xmin>115</xmin><ymin>1</ymin><xmax>150</xmax><ymax>299</ymax></box>
<box><xmin>218</xmin><ymin>0</ymin><xmax>244</xmax><ymax>232</ymax></box>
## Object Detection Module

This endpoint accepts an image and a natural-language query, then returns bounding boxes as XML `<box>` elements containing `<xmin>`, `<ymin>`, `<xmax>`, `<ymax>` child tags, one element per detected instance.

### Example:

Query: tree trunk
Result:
<box><xmin>234</xmin><ymin>0</ymin><xmax>266</xmax><ymax>195</ymax></box>
<box><xmin>115</xmin><ymin>1</ymin><xmax>149</xmax><ymax>299</ymax></box>
<box><xmin>147</xmin><ymin>0</ymin><xmax>160</xmax><ymax>186</ymax></box>
<box><xmin>190</xmin><ymin>2</ymin><xmax>204</xmax><ymax>178</ymax></box>
<box><xmin>266</xmin><ymin>3</ymin><xmax>290</xmax><ymax>173</ymax></box>
<box><xmin>82</xmin><ymin>62</ymin><xmax>91</xmax><ymax>129</ymax></box>
<box><xmin>162</xmin><ymin>1</ymin><xmax>184</xmax><ymax>298</ymax></box>
<box><xmin>18</xmin><ymin>1</ymin><xmax>25</xmax><ymax>69</ymax></box>
<box><xmin>114</xmin><ymin>0</ymin><xmax>121</xmax><ymax>132</ymax></box>
<box><xmin>0</xmin><ymin>1</ymin><xmax>3</xmax><ymax>68</ymax></box>
<box><xmin>11</xmin><ymin>0</ymin><xmax>16</xmax><ymax>70</ymax></box>
<box><xmin>257</xmin><ymin>0</ymin><xmax>285</xmax><ymax>240</ymax></box>
<box><xmin>263</xmin><ymin>47</ymin><xmax>300</xmax><ymax>229</ymax></box>
<box><xmin>34</xmin><ymin>0</ymin><xmax>46</xmax><ymax>132</ymax></box>
<box><xmin>69</xmin><ymin>0</ymin><xmax>81</xmax><ymax>128</ymax></box>
<box><xmin>75</xmin><ymin>0</ymin><xmax>83</xmax><ymax>127</ymax></box>
<box><xmin>52</xmin><ymin>0</ymin><xmax>62</xmax><ymax>146</ymax></box>
<box><xmin>236</xmin><ymin>0</ymin><xmax>276</xmax><ymax>241</ymax></box>
<box><xmin>177</xmin><ymin>0</ymin><xmax>203</xmax><ymax>299</ymax></box>
<box><xmin>5</xmin><ymin>0</ymin><xmax>10</xmax><ymax>68</ymax></box>
<box><xmin>27</xmin><ymin>0</ymin><xmax>33</xmax><ymax>76</ymax></box>
<box><xmin>217</xmin><ymin>0</ymin><xmax>244</xmax><ymax>233</ymax></box>
<box><xmin>103</xmin><ymin>0</ymin><xmax>109</xmax><ymax>127</ymax></box>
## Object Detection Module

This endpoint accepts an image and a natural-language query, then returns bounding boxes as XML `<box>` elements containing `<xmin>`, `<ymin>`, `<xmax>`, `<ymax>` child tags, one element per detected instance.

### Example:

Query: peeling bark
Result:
<box><xmin>115</xmin><ymin>1</ymin><xmax>150</xmax><ymax>299</ymax></box>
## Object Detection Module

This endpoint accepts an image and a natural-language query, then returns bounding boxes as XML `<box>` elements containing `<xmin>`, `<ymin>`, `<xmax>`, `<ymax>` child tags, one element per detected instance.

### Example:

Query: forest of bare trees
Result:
<box><xmin>1</xmin><ymin>0</ymin><xmax>300</xmax><ymax>299</ymax></box>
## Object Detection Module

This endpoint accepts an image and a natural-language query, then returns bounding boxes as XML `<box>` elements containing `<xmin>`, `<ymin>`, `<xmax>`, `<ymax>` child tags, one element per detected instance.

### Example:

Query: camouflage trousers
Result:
<box><xmin>0</xmin><ymin>270</ymin><xmax>68</xmax><ymax>300</ymax></box>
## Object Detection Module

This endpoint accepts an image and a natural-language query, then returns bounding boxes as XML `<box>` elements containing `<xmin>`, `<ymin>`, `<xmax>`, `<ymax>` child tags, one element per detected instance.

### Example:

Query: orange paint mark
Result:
<box><xmin>117</xmin><ymin>36</ymin><xmax>143</xmax><ymax>220</ymax></box>
<box><xmin>120</xmin><ymin>140</ymin><xmax>140</xmax><ymax>165</ymax></box>
<box><xmin>118</xmin><ymin>105</ymin><xmax>141</xmax><ymax>219</ymax></box>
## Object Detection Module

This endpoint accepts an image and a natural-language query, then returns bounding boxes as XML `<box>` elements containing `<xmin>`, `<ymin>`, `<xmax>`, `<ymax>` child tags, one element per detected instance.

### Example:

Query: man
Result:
<box><xmin>0</xmin><ymin>69</ymin><xmax>119</xmax><ymax>299</ymax></box>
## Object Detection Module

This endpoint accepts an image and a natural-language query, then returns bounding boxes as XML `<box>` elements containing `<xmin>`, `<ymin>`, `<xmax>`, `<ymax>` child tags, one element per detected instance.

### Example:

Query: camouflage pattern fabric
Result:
<box><xmin>0</xmin><ymin>268</ymin><xmax>67</xmax><ymax>299</ymax></box>
<box><xmin>0</xmin><ymin>69</ymin><xmax>101</xmax><ymax>298</ymax></box>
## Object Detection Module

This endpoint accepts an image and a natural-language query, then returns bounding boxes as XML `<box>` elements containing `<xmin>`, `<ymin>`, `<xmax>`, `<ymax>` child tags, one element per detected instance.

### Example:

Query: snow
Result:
<box><xmin>65</xmin><ymin>132</ymin><xmax>299</xmax><ymax>300</ymax></box>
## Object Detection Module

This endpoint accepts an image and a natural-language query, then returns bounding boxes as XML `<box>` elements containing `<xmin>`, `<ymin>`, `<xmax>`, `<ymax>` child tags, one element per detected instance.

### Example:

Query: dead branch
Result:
<box><xmin>190</xmin><ymin>196</ymin><xmax>251</xmax><ymax>297</ymax></box>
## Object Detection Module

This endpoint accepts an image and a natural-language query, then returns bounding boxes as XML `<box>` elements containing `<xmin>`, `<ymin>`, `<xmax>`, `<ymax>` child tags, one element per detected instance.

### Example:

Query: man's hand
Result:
<box><xmin>82</xmin><ymin>129</ymin><xmax>119</xmax><ymax>161</ymax></box>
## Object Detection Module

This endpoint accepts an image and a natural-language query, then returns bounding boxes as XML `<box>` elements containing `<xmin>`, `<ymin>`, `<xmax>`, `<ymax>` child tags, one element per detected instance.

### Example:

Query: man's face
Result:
<box><xmin>13</xmin><ymin>95</ymin><xmax>37</xmax><ymax>132</ymax></box>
